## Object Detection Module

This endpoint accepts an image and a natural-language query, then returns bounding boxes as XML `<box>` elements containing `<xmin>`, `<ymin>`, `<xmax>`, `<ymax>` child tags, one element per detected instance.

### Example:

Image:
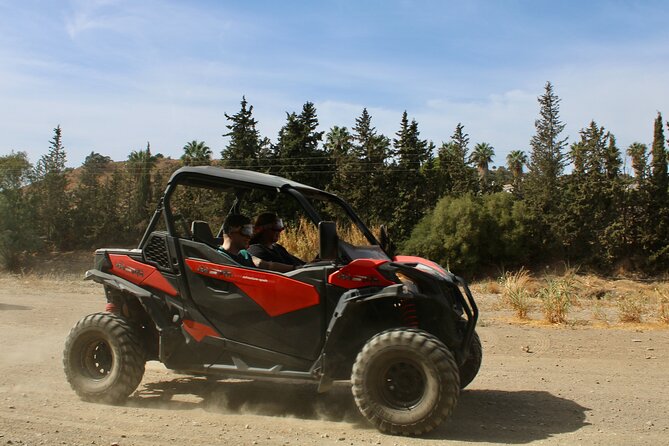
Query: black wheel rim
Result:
<box><xmin>81</xmin><ymin>339</ymin><xmax>114</xmax><ymax>379</ymax></box>
<box><xmin>378</xmin><ymin>359</ymin><xmax>426</xmax><ymax>409</ymax></box>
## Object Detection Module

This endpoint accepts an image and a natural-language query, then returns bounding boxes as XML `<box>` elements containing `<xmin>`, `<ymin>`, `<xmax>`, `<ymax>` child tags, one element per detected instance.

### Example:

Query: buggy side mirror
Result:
<box><xmin>319</xmin><ymin>221</ymin><xmax>338</xmax><ymax>261</ymax></box>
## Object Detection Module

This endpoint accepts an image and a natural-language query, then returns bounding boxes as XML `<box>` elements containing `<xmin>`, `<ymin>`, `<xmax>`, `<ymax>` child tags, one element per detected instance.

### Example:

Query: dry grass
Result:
<box><xmin>617</xmin><ymin>293</ymin><xmax>647</xmax><ymax>323</ymax></box>
<box><xmin>280</xmin><ymin>219</ymin><xmax>320</xmax><ymax>261</ymax></box>
<box><xmin>280</xmin><ymin>218</ymin><xmax>373</xmax><ymax>261</ymax></box>
<box><xmin>592</xmin><ymin>301</ymin><xmax>609</xmax><ymax>324</ymax></box>
<box><xmin>658</xmin><ymin>299</ymin><xmax>669</xmax><ymax>325</ymax></box>
<box><xmin>654</xmin><ymin>286</ymin><xmax>669</xmax><ymax>325</ymax></box>
<box><xmin>499</xmin><ymin>268</ymin><xmax>533</xmax><ymax>319</ymax></box>
<box><xmin>470</xmin><ymin>279</ymin><xmax>501</xmax><ymax>295</ymax></box>
<box><xmin>537</xmin><ymin>276</ymin><xmax>573</xmax><ymax>324</ymax></box>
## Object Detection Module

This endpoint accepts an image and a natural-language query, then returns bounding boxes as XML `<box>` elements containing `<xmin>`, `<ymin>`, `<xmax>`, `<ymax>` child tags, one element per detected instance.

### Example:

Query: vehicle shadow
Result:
<box><xmin>0</xmin><ymin>303</ymin><xmax>31</xmax><ymax>311</ymax></box>
<box><xmin>129</xmin><ymin>380</ymin><xmax>589</xmax><ymax>442</ymax></box>
<box><xmin>434</xmin><ymin>389</ymin><xmax>590</xmax><ymax>443</ymax></box>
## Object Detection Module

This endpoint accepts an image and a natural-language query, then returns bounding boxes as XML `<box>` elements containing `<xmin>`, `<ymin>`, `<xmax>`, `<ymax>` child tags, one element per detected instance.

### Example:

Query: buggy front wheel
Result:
<box><xmin>351</xmin><ymin>328</ymin><xmax>460</xmax><ymax>435</ymax></box>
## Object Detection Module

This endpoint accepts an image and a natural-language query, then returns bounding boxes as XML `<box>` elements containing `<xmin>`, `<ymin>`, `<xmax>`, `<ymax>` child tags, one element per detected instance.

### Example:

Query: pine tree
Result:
<box><xmin>524</xmin><ymin>82</ymin><xmax>568</xmax><ymax>257</ymax></box>
<box><xmin>222</xmin><ymin>96</ymin><xmax>263</xmax><ymax>170</ymax></box>
<box><xmin>527</xmin><ymin>82</ymin><xmax>567</xmax><ymax>185</ymax></box>
<box><xmin>561</xmin><ymin>121</ymin><xmax>613</xmax><ymax>261</ymax></box>
<box><xmin>388</xmin><ymin>112</ymin><xmax>429</xmax><ymax>241</ymax></box>
<box><xmin>435</xmin><ymin>123</ymin><xmax>478</xmax><ymax>197</ymax></box>
<box><xmin>34</xmin><ymin>125</ymin><xmax>70</xmax><ymax>248</ymax></box>
<box><xmin>625</xmin><ymin>142</ymin><xmax>652</xmax><ymax>265</ymax></box>
<box><xmin>348</xmin><ymin>108</ymin><xmax>392</xmax><ymax>224</ymax></box>
<box><xmin>393</xmin><ymin>111</ymin><xmax>429</xmax><ymax>168</ymax></box>
<box><xmin>604</xmin><ymin>135</ymin><xmax>622</xmax><ymax>180</ymax></box>
<box><xmin>647</xmin><ymin>112</ymin><xmax>669</xmax><ymax>266</ymax></box>
<box><xmin>274</xmin><ymin>102</ymin><xmax>326</xmax><ymax>188</ymax></box>
<box><xmin>71</xmin><ymin>152</ymin><xmax>112</xmax><ymax>247</ymax></box>
<box><xmin>421</xmin><ymin>141</ymin><xmax>440</xmax><ymax>209</ymax></box>
<box><xmin>650</xmin><ymin>112</ymin><xmax>668</xmax><ymax>200</ymax></box>
<box><xmin>324</xmin><ymin>125</ymin><xmax>354</xmax><ymax>196</ymax></box>
<box><xmin>101</xmin><ymin>167</ymin><xmax>132</xmax><ymax>245</ymax></box>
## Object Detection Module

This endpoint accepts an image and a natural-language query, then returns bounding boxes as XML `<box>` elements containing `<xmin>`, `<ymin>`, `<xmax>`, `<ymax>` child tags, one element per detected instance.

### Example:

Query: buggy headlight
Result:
<box><xmin>396</xmin><ymin>272</ymin><xmax>419</xmax><ymax>294</ymax></box>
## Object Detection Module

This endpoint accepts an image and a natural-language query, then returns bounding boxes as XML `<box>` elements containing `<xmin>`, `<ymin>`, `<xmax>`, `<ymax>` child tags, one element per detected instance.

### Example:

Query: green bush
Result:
<box><xmin>402</xmin><ymin>193</ymin><xmax>532</xmax><ymax>275</ymax></box>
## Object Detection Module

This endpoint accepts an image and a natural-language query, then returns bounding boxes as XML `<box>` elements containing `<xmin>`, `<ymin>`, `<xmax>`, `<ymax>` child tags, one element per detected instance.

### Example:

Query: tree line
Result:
<box><xmin>1</xmin><ymin>82</ymin><xmax>668</xmax><ymax>276</ymax></box>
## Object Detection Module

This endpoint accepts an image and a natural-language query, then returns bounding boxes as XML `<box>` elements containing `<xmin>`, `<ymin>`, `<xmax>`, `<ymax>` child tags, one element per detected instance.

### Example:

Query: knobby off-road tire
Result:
<box><xmin>459</xmin><ymin>330</ymin><xmax>482</xmax><ymax>389</ymax></box>
<box><xmin>63</xmin><ymin>312</ymin><xmax>145</xmax><ymax>404</ymax></box>
<box><xmin>351</xmin><ymin>328</ymin><xmax>460</xmax><ymax>436</ymax></box>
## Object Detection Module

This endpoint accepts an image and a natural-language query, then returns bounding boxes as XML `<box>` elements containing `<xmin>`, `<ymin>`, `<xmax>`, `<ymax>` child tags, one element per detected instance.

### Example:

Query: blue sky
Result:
<box><xmin>2</xmin><ymin>0</ymin><xmax>668</xmax><ymax>169</ymax></box>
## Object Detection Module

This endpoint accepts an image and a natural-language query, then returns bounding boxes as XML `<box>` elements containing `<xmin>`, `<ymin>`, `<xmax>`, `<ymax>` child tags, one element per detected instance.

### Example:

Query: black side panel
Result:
<box><xmin>178</xmin><ymin>239</ymin><xmax>326</xmax><ymax>361</ymax></box>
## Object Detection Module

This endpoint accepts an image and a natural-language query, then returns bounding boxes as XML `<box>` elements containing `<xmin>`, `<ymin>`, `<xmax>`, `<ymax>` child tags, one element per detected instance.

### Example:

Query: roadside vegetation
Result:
<box><xmin>471</xmin><ymin>268</ymin><xmax>669</xmax><ymax>328</ymax></box>
<box><xmin>2</xmin><ymin>82</ymin><xmax>669</xmax><ymax>312</ymax></box>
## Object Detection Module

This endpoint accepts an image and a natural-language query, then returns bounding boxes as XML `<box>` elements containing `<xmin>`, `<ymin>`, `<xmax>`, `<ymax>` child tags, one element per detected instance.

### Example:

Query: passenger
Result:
<box><xmin>248</xmin><ymin>212</ymin><xmax>305</xmax><ymax>267</ymax></box>
<box><xmin>218</xmin><ymin>214</ymin><xmax>295</xmax><ymax>273</ymax></box>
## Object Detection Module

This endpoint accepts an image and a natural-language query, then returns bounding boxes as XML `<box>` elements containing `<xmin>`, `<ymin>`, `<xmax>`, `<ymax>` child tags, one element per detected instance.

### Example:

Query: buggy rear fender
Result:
<box><xmin>84</xmin><ymin>269</ymin><xmax>173</xmax><ymax>330</ymax></box>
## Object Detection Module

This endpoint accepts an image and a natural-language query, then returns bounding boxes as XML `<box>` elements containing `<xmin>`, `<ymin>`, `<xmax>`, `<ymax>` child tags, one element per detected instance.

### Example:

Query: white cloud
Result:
<box><xmin>64</xmin><ymin>0</ymin><xmax>132</xmax><ymax>39</ymax></box>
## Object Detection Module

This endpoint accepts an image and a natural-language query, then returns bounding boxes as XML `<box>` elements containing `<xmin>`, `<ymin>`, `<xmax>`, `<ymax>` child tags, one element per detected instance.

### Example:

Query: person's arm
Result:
<box><xmin>251</xmin><ymin>255</ymin><xmax>295</xmax><ymax>273</ymax></box>
<box><xmin>275</xmin><ymin>244</ymin><xmax>306</xmax><ymax>266</ymax></box>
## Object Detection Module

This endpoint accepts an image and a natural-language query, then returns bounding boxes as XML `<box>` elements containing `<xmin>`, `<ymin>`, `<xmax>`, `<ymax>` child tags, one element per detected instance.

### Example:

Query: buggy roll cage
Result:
<box><xmin>138</xmin><ymin>167</ymin><xmax>385</xmax><ymax>257</ymax></box>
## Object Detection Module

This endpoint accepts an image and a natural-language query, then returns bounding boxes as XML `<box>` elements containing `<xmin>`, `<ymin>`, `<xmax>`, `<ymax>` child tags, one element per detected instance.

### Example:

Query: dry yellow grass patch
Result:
<box><xmin>280</xmin><ymin>218</ymin><xmax>377</xmax><ymax>260</ymax></box>
<box><xmin>499</xmin><ymin>268</ymin><xmax>533</xmax><ymax>319</ymax></box>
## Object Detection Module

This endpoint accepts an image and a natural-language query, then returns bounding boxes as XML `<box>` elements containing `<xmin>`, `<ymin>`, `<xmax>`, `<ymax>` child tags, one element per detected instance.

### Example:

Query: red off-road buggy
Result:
<box><xmin>63</xmin><ymin>166</ymin><xmax>480</xmax><ymax>435</ymax></box>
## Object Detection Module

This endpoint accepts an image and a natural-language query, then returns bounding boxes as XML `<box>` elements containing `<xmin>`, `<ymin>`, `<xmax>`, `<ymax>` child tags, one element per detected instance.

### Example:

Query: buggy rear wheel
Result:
<box><xmin>351</xmin><ymin>328</ymin><xmax>460</xmax><ymax>436</ymax></box>
<box><xmin>63</xmin><ymin>312</ymin><xmax>145</xmax><ymax>404</ymax></box>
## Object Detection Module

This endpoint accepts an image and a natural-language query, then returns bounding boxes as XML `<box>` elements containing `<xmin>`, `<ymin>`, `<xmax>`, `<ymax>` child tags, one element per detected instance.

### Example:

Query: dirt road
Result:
<box><xmin>1</xmin><ymin>275</ymin><xmax>667</xmax><ymax>445</ymax></box>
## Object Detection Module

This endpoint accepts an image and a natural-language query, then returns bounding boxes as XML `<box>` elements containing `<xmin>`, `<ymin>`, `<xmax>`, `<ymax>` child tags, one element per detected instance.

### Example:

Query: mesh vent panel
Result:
<box><xmin>144</xmin><ymin>233</ymin><xmax>171</xmax><ymax>270</ymax></box>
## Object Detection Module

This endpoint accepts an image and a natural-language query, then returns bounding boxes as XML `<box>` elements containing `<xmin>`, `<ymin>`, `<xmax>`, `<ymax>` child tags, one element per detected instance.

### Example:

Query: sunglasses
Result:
<box><xmin>261</xmin><ymin>218</ymin><xmax>285</xmax><ymax>232</ymax></box>
<box><xmin>231</xmin><ymin>224</ymin><xmax>254</xmax><ymax>237</ymax></box>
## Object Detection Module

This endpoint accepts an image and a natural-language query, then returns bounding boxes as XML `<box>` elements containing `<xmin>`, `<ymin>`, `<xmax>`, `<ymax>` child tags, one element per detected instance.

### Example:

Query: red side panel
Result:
<box><xmin>328</xmin><ymin>258</ymin><xmax>396</xmax><ymax>289</ymax></box>
<box><xmin>393</xmin><ymin>255</ymin><xmax>447</xmax><ymax>275</ymax></box>
<box><xmin>185</xmin><ymin>258</ymin><xmax>320</xmax><ymax>317</ymax></box>
<box><xmin>108</xmin><ymin>254</ymin><xmax>179</xmax><ymax>296</ymax></box>
<box><xmin>182</xmin><ymin>319</ymin><xmax>220</xmax><ymax>342</ymax></box>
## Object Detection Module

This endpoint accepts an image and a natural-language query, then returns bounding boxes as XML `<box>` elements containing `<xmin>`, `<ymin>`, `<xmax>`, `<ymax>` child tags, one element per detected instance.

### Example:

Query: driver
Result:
<box><xmin>218</xmin><ymin>214</ymin><xmax>295</xmax><ymax>272</ymax></box>
<box><xmin>248</xmin><ymin>212</ymin><xmax>305</xmax><ymax>267</ymax></box>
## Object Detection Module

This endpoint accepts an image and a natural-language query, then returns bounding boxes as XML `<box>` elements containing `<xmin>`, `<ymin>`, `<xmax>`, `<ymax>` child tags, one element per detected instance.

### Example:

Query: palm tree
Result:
<box><xmin>127</xmin><ymin>142</ymin><xmax>158</xmax><ymax>218</ymax></box>
<box><xmin>127</xmin><ymin>143</ymin><xmax>157</xmax><ymax>181</ymax></box>
<box><xmin>627</xmin><ymin>142</ymin><xmax>648</xmax><ymax>183</ymax></box>
<box><xmin>324</xmin><ymin>126</ymin><xmax>352</xmax><ymax>158</ymax></box>
<box><xmin>181</xmin><ymin>140</ymin><xmax>212</xmax><ymax>166</ymax></box>
<box><xmin>470</xmin><ymin>142</ymin><xmax>495</xmax><ymax>191</ymax></box>
<box><xmin>506</xmin><ymin>150</ymin><xmax>527</xmax><ymax>193</ymax></box>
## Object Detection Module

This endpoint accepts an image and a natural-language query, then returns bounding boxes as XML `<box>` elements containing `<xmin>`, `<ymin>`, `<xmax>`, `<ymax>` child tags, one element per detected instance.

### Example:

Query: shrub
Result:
<box><xmin>500</xmin><ymin>268</ymin><xmax>533</xmax><ymax>319</ymax></box>
<box><xmin>538</xmin><ymin>277</ymin><xmax>573</xmax><ymax>324</ymax></box>
<box><xmin>403</xmin><ymin>193</ymin><xmax>532</xmax><ymax>276</ymax></box>
<box><xmin>617</xmin><ymin>294</ymin><xmax>646</xmax><ymax>323</ymax></box>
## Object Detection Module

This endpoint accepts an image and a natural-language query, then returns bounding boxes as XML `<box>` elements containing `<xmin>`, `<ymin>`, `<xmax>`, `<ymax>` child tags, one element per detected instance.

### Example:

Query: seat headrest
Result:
<box><xmin>191</xmin><ymin>220</ymin><xmax>216</xmax><ymax>247</ymax></box>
